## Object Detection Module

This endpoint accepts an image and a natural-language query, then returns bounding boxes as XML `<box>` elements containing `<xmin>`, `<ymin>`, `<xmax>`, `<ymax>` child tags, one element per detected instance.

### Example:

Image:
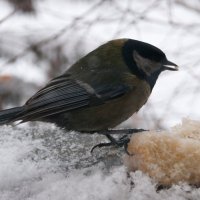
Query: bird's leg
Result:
<box><xmin>91</xmin><ymin>134</ymin><xmax>131</xmax><ymax>154</ymax></box>
<box><xmin>107</xmin><ymin>134</ymin><xmax>131</xmax><ymax>154</ymax></box>
<box><xmin>106</xmin><ymin>134</ymin><xmax>130</xmax><ymax>147</ymax></box>
<box><xmin>96</xmin><ymin>128</ymin><xmax>147</xmax><ymax>135</ymax></box>
<box><xmin>81</xmin><ymin>128</ymin><xmax>147</xmax><ymax>135</ymax></box>
<box><xmin>84</xmin><ymin>129</ymin><xmax>148</xmax><ymax>154</ymax></box>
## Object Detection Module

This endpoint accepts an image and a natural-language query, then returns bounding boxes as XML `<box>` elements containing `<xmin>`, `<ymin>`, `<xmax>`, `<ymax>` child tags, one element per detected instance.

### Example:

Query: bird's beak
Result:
<box><xmin>162</xmin><ymin>59</ymin><xmax>179</xmax><ymax>71</ymax></box>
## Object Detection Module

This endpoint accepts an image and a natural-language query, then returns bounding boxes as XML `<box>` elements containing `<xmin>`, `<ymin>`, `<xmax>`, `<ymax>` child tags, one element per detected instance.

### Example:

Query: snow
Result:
<box><xmin>0</xmin><ymin>123</ymin><xmax>200</xmax><ymax>200</ymax></box>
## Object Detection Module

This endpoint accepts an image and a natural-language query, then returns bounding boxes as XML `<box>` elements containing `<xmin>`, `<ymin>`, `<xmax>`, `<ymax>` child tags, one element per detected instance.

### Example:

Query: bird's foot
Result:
<box><xmin>91</xmin><ymin>134</ymin><xmax>131</xmax><ymax>154</ymax></box>
<box><xmin>83</xmin><ymin>128</ymin><xmax>147</xmax><ymax>154</ymax></box>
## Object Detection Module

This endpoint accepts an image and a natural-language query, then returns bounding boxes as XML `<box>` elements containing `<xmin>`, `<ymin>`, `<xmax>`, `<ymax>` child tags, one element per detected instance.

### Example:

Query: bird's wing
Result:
<box><xmin>20</xmin><ymin>74</ymin><xmax>130</xmax><ymax>121</ymax></box>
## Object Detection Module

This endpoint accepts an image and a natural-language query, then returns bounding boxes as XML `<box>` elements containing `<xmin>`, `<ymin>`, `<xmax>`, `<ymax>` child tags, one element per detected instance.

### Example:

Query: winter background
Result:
<box><xmin>0</xmin><ymin>0</ymin><xmax>200</xmax><ymax>199</ymax></box>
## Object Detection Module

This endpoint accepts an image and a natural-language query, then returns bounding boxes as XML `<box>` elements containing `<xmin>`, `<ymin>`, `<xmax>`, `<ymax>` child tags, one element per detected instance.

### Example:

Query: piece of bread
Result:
<box><xmin>124</xmin><ymin>119</ymin><xmax>200</xmax><ymax>186</ymax></box>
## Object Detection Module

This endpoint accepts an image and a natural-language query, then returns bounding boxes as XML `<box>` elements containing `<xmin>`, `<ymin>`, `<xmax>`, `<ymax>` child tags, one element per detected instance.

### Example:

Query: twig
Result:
<box><xmin>176</xmin><ymin>0</ymin><xmax>200</xmax><ymax>14</ymax></box>
<box><xmin>0</xmin><ymin>9</ymin><xmax>16</xmax><ymax>25</ymax></box>
<box><xmin>0</xmin><ymin>0</ymin><xmax>105</xmax><ymax>68</ymax></box>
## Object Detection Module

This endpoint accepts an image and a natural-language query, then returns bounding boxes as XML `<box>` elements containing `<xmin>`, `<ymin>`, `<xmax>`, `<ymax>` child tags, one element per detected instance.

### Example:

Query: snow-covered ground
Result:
<box><xmin>0</xmin><ymin>0</ymin><xmax>200</xmax><ymax>199</ymax></box>
<box><xmin>0</xmin><ymin>0</ymin><xmax>200</xmax><ymax>128</ymax></box>
<box><xmin>1</xmin><ymin>123</ymin><xmax>200</xmax><ymax>200</ymax></box>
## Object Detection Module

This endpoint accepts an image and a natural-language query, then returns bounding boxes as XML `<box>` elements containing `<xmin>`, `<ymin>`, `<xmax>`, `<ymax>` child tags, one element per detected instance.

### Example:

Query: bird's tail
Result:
<box><xmin>0</xmin><ymin>106</ymin><xmax>25</xmax><ymax>125</ymax></box>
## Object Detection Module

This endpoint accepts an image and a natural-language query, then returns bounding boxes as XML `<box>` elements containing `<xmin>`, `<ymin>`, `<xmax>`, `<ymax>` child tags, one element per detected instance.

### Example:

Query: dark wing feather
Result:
<box><xmin>96</xmin><ymin>85</ymin><xmax>130</xmax><ymax>100</ymax></box>
<box><xmin>19</xmin><ymin>74</ymin><xmax>130</xmax><ymax>121</ymax></box>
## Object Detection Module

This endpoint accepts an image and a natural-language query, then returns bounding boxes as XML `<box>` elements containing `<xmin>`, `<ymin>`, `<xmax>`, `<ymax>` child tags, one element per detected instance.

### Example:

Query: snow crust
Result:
<box><xmin>0</xmin><ymin>123</ymin><xmax>200</xmax><ymax>200</ymax></box>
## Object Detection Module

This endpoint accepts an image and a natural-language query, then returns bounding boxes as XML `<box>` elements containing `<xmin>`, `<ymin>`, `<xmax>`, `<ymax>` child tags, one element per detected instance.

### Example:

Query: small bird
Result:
<box><xmin>0</xmin><ymin>39</ymin><xmax>178</xmax><ymax>137</ymax></box>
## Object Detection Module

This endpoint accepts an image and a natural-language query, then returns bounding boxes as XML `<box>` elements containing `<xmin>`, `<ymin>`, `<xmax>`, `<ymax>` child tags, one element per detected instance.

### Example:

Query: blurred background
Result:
<box><xmin>0</xmin><ymin>0</ymin><xmax>200</xmax><ymax>130</ymax></box>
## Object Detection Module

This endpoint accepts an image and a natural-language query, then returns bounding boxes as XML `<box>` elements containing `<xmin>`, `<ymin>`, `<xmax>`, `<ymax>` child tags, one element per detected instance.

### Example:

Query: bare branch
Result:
<box><xmin>0</xmin><ymin>9</ymin><xmax>16</xmax><ymax>25</ymax></box>
<box><xmin>0</xmin><ymin>0</ymin><xmax>106</xmax><ymax>69</ymax></box>
<box><xmin>176</xmin><ymin>0</ymin><xmax>200</xmax><ymax>14</ymax></box>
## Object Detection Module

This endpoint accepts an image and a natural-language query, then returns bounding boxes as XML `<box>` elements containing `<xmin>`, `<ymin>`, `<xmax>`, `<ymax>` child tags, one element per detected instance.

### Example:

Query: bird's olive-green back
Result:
<box><xmin>67</xmin><ymin>39</ymin><xmax>131</xmax><ymax>87</ymax></box>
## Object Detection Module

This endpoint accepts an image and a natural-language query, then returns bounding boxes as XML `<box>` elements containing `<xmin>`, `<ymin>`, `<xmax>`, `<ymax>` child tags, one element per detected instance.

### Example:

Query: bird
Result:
<box><xmin>0</xmin><ymin>38</ymin><xmax>178</xmax><ymax>147</ymax></box>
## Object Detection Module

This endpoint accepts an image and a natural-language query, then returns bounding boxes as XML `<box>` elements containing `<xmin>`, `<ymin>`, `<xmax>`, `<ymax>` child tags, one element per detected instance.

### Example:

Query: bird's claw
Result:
<box><xmin>91</xmin><ymin>134</ymin><xmax>131</xmax><ymax>154</ymax></box>
<box><xmin>90</xmin><ymin>142</ymin><xmax>112</xmax><ymax>153</ymax></box>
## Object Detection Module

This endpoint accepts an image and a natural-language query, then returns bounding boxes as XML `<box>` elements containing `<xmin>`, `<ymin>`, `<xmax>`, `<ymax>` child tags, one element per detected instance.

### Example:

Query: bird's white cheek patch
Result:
<box><xmin>124</xmin><ymin>118</ymin><xmax>200</xmax><ymax>186</ymax></box>
<box><xmin>133</xmin><ymin>50</ymin><xmax>160</xmax><ymax>76</ymax></box>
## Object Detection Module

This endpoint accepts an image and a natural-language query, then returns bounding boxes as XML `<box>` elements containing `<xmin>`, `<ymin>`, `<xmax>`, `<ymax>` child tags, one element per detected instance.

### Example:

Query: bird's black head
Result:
<box><xmin>122</xmin><ymin>39</ymin><xmax>178</xmax><ymax>89</ymax></box>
